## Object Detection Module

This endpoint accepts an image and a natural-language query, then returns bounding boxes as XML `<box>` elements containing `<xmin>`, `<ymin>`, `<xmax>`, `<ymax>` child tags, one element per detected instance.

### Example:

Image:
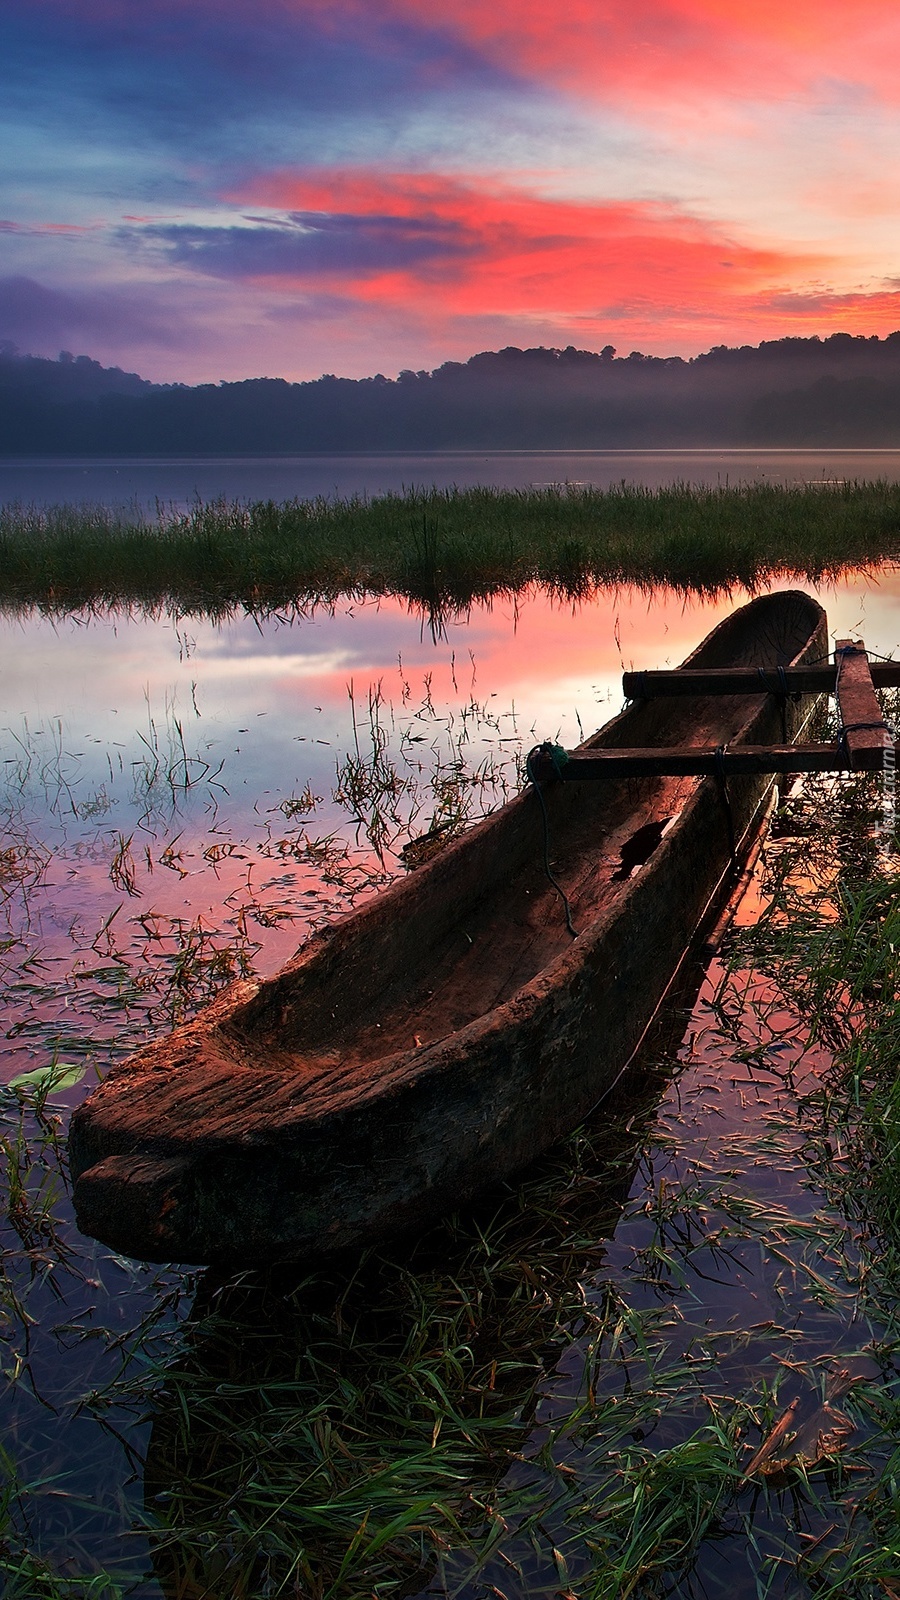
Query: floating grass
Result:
<box><xmin>2</xmin><ymin>480</ymin><xmax>900</xmax><ymax>617</ymax></box>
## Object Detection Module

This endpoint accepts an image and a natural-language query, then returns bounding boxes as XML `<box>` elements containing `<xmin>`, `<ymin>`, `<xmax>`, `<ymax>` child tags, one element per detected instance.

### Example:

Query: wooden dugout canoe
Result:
<box><xmin>70</xmin><ymin>589</ymin><xmax>828</xmax><ymax>1265</ymax></box>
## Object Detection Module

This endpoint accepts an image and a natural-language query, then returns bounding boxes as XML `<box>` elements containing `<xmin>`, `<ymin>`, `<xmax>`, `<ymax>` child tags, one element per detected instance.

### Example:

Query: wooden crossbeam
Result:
<box><xmin>536</xmin><ymin>635</ymin><xmax>897</xmax><ymax>782</ymax></box>
<box><xmin>622</xmin><ymin>661</ymin><xmax>900</xmax><ymax>698</ymax></box>
<box><xmin>557</xmin><ymin>742</ymin><xmax>891</xmax><ymax>780</ymax></box>
<box><xmin>833</xmin><ymin>639</ymin><xmax>891</xmax><ymax>772</ymax></box>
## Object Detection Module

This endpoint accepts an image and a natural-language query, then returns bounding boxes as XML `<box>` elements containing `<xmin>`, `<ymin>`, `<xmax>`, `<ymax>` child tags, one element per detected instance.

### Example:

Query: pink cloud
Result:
<box><xmin>225</xmin><ymin>170</ymin><xmax>827</xmax><ymax>334</ymax></box>
<box><xmin>367</xmin><ymin>0</ymin><xmax>900</xmax><ymax>107</ymax></box>
<box><xmin>0</xmin><ymin>219</ymin><xmax>93</xmax><ymax>235</ymax></box>
<box><xmin>38</xmin><ymin>0</ymin><xmax>900</xmax><ymax>110</ymax></box>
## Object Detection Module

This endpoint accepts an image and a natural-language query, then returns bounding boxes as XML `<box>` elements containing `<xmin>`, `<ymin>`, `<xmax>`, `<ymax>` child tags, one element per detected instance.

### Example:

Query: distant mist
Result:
<box><xmin>4</xmin><ymin>334</ymin><xmax>900</xmax><ymax>455</ymax></box>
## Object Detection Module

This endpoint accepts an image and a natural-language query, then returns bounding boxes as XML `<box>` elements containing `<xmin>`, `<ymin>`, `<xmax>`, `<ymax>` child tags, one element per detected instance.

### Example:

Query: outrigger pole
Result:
<box><xmin>541</xmin><ymin>640</ymin><xmax>896</xmax><ymax>781</ymax></box>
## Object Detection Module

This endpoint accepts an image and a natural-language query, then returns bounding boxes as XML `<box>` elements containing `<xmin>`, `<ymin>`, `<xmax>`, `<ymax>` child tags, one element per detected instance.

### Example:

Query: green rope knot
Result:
<box><xmin>530</xmin><ymin>740</ymin><xmax>569</xmax><ymax>781</ymax></box>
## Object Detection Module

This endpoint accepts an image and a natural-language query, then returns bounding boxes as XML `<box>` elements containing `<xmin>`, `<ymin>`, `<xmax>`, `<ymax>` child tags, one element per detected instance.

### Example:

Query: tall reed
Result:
<box><xmin>2</xmin><ymin>480</ymin><xmax>900</xmax><ymax>616</ymax></box>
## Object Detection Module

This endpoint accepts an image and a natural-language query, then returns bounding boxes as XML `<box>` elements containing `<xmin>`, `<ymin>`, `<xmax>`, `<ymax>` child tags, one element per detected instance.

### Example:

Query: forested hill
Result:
<box><xmin>5</xmin><ymin>334</ymin><xmax>900</xmax><ymax>454</ymax></box>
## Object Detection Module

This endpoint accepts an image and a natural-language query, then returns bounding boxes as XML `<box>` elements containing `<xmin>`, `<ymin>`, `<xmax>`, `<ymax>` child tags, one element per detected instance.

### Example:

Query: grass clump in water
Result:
<box><xmin>134</xmin><ymin>1098</ymin><xmax>746</xmax><ymax>1600</ymax></box>
<box><xmin>11</xmin><ymin>677</ymin><xmax>900</xmax><ymax>1597</ymax></box>
<box><xmin>2</xmin><ymin>479</ymin><xmax>900</xmax><ymax>616</ymax></box>
<box><xmin>714</xmin><ymin>727</ymin><xmax>900</xmax><ymax>1595</ymax></box>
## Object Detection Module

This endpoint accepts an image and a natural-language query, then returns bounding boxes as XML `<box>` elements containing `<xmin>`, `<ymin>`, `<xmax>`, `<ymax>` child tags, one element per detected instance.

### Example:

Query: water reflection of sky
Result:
<box><xmin>5</xmin><ymin>574</ymin><xmax>900</xmax><ymax>800</ymax></box>
<box><xmin>4</xmin><ymin>575</ymin><xmax>900</xmax><ymax>1593</ymax></box>
<box><xmin>3</xmin><ymin>571</ymin><xmax>900</xmax><ymax>1016</ymax></box>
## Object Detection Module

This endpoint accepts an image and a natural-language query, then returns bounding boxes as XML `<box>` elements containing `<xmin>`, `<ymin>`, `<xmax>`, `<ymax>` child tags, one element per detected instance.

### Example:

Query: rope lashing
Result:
<box><xmin>713</xmin><ymin>744</ymin><xmax>738</xmax><ymax>873</ymax></box>
<box><xmin>834</xmin><ymin>643</ymin><xmax>892</xmax><ymax>767</ymax></box>
<box><xmin>756</xmin><ymin>665</ymin><xmax>791</xmax><ymax>696</ymax></box>
<box><xmin>837</xmin><ymin>722</ymin><xmax>893</xmax><ymax>765</ymax></box>
<box><xmin>525</xmin><ymin>742</ymin><xmax>578</xmax><ymax>939</ymax></box>
<box><xmin>856</xmin><ymin>646</ymin><xmax>900</xmax><ymax>664</ymax></box>
<box><xmin>527</xmin><ymin>741</ymin><xmax>570</xmax><ymax>781</ymax></box>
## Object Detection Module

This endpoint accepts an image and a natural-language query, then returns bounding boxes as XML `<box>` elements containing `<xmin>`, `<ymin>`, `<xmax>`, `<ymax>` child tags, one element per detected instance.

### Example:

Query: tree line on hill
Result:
<box><xmin>4</xmin><ymin>334</ymin><xmax>900</xmax><ymax>453</ymax></box>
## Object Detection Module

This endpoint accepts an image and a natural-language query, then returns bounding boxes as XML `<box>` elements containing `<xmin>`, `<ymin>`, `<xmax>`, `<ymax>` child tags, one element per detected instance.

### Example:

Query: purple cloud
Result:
<box><xmin>0</xmin><ymin>275</ymin><xmax>186</xmax><ymax>351</ymax></box>
<box><xmin>130</xmin><ymin>212</ymin><xmax>479</xmax><ymax>280</ymax></box>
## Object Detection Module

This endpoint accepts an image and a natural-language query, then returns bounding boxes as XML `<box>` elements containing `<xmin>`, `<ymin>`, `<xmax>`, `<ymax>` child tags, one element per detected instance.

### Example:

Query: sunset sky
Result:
<box><xmin>4</xmin><ymin>0</ymin><xmax>900</xmax><ymax>382</ymax></box>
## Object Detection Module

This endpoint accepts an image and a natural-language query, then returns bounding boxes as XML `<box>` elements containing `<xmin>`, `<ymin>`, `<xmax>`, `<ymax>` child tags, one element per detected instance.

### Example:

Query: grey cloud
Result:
<box><xmin>130</xmin><ymin>212</ymin><xmax>479</xmax><ymax>280</ymax></box>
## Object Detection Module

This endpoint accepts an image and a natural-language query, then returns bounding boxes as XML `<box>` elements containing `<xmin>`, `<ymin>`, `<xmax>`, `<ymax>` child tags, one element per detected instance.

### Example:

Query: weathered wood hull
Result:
<box><xmin>69</xmin><ymin>590</ymin><xmax>828</xmax><ymax>1264</ymax></box>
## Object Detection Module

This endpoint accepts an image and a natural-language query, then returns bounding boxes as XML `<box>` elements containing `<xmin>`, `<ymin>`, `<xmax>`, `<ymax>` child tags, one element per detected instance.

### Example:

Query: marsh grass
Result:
<box><xmin>11</xmin><ymin>670</ymin><xmax>900</xmax><ymax>1596</ymax></box>
<box><xmin>331</xmin><ymin>676</ymin><xmax>522</xmax><ymax>866</ymax></box>
<box><xmin>139</xmin><ymin>1111</ymin><xmax>650</xmax><ymax>1600</ymax></box>
<box><xmin>116</xmin><ymin>1062</ymin><xmax>774</xmax><ymax>1600</ymax></box>
<box><xmin>705</xmin><ymin>701</ymin><xmax>900</xmax><ymax>1593</ymax></box>
<box><xmin>127</xmin><ymin>706</ymin><xmax>900</xmax><ymax>1600</ymax></box>
<box><xmin>2</xmin><ymin>481</ymin><xmax>900</xmax><ymax>618</ymax></box>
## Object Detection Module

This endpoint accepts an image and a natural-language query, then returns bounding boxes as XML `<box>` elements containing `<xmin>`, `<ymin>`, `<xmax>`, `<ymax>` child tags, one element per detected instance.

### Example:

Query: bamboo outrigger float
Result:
<box><xmin>70</xmin><ymin>590</ymin><xmax>888</xmax><ymax>1266</ymax></box>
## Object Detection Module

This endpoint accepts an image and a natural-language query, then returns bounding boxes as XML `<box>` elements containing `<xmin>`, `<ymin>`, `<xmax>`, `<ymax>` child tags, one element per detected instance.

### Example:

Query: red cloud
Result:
<box><xmin>354</xmin><ymin>0</ymin><xmax>900</xmax><ymax>106</ymax></box>
<box><xmin>759</xmin><ymin>287</ymin><xmax>900</xmax><ymax>326</ymax></box>
<box><xmin>36</xmin><ymin>0</ymin><xmax>900</xmax><ymax>111</ymax></box>
<box><xmin>228</xmin><ymin>170</ymin><xmax>829</xmax><ymax>340</ymax></box>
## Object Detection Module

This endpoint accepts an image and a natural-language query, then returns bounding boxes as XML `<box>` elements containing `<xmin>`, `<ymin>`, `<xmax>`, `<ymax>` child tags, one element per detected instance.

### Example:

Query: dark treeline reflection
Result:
<box><xmin>7</xmin><ymin>333</ymin><xmax>900</xmax><ymax>454</ymax></box>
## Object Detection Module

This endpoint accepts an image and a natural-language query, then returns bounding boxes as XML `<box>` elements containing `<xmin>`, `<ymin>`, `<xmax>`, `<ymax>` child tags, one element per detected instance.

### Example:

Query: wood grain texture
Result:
<box><xmin>834</xmin><ymin>639</ymin><xmax>889</xmax><ymax>771</ymax></box>
<box><xmin>69</xmin><ymin>590</ymin><xmax>829</xmax><ymax>1266</ymax></box>
<box><xmin>623</xmin><ymin>663</ymin><xmax>900</xmax><ymax>697</ymax></box>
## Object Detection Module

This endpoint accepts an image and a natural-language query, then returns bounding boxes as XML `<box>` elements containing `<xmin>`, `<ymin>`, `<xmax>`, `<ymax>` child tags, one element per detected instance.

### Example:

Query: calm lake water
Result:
<box><xmin>6</xmin><ymin>448</ymin><xmax>900</xmax><ymax>509</ymax></box>
<box><xmin>4</xmin><ymin>573</ymin><xmax>900</xmax><ymax>911</ymax></box>
<box><xmin>2</xmin><ymin>575</ymin><xmax>900</xmax><ymax>1597</ymax></box>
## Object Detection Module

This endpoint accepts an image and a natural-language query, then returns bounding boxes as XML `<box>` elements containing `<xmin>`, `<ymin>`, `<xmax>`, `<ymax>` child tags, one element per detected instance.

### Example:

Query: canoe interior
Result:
<box><xmin>223</xmin><ymin>590</ymin><xmax>825</xmax><ymax>1093</ymax></box>
<box><xmin>69</xmin><ymin>590</ymin><xmax>829</xmax><ymax>1262</ymax></box>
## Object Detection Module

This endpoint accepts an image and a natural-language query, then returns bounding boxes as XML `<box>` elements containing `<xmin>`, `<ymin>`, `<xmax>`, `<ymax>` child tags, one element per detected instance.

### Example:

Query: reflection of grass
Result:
<box><xmin>713</xmin><ymin>719</ymin><xmax>900</xmax><ymax>1594</ymax></box>
<box><xmin>331</xmin><ymin>674</ymin><xmax>522</xmax><ymax>866</ymax></box>
<box><xmin>2</xmin><ymin>481</ymin><xmax>900</xmax><ymax>617</ymax></box>
<box><xmin>129</xmin><ymin>716</ymin><xmax>900</xmax><ymax>1600</ymax></box>
<box><xmin>12</xmin><ymin>682</ymin><xmax>900</xmax><ymax>1595</ymax></box>
<box><xmin>140</xmin><ymin>1100</ymin><xmax>773</xmax><ymax>1600</ymax></box>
